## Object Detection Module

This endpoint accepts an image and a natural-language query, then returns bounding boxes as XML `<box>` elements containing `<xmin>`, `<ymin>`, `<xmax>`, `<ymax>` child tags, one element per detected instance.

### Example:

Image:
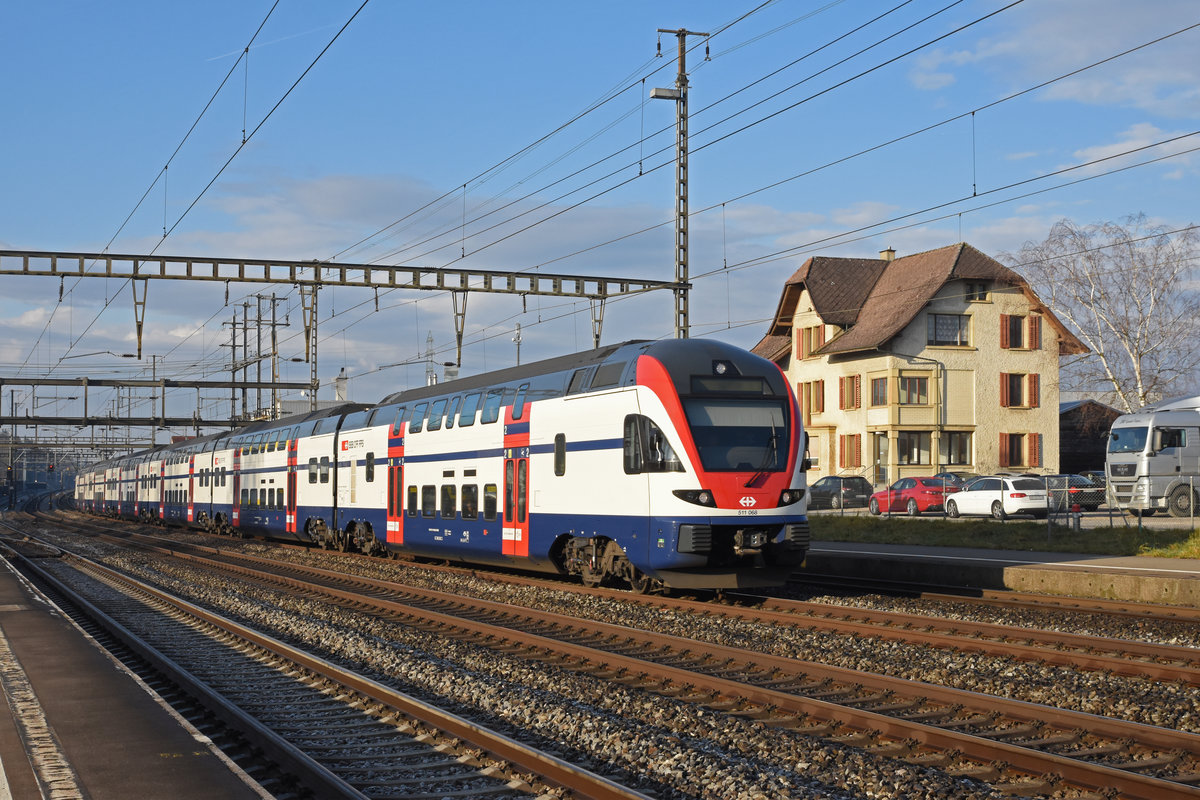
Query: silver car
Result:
<box><xmin>945</xmin><ymin>476</ymin><xmax>1049</xmax><ymax>520</ymax></box>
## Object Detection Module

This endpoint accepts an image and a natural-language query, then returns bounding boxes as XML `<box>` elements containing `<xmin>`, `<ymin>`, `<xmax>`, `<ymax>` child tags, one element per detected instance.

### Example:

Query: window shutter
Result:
<box><xmin>1028</xmin><ymin>374</ymin><xmax>1040</xmax><ymax>408</ymax></box>
<box><xmin>838</xmin><ymin>376</ymin><xmax>845</xmax><ymax>410</ymax></box>
<box><xmin>998</xmin><ymin>433</ymin><xmax>1009</xmax><ymax>467</ymax></box>
<box><xmin>854</xmin><ymin>434</ymin><xmax>862</xmax><ymax>468</ymax></box>
<box><xmin>999</xmin><ymin>314</ymin><xmax>1010</xmax><ymax>349</ymax></box>
<box><xmin>1029</xmin><ymin>316</ymin><xmax>1042</xmax><ymax>350</ymax></box>
<box><xmin>838</xmin><ymin>435</ymin><xmax>845</xmax><ymax>469</ymax></box>
<box><xmin>999</xmin><ymin>373</ymin><xmax>1010</xmax><ymax>407</ymax></box>
<box><xmin>817</xmin><ymin>325</ymin><xmax>826</xmax><ymax>347</ymax></box>
<box><xmin>854</xmin><ymin>375</ymin><xmax>861</xmax><ymax>409</ymax></box>
<box><xmin>815</xmin><ymin>380</ymin><xmax>825</xmax><ymax>413</ymax></box>
<box><xmin>1028</xmin><ymin>433</ymin><xmax>1041</xmax><ymax>467</ymax></box>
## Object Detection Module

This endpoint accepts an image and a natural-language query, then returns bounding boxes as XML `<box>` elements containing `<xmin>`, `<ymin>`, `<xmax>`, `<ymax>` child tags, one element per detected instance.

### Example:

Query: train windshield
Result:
<box><xmin>681</xmin><ymin>398</ymin><xmax>788</xmax><ymax>472</ymax></box>
<box><xmin>1109</xmin><ymin>426</ymin><xmax>1149</xmax><ymax>454</ymax></box>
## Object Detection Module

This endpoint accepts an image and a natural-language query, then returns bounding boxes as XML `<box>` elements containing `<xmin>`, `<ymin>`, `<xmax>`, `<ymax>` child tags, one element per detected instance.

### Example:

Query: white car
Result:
<box><xmin>945</xmin><ymin>476</ymin><xmax>1048</xmax><ymax>520</ymax></box>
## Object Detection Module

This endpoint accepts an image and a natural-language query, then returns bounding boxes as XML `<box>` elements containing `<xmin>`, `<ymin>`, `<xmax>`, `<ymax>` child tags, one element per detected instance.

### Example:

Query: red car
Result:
<box><xmin>869</xmin><ymin>476</ymin><xmax>960</xmax><ymax>516</ymax></box>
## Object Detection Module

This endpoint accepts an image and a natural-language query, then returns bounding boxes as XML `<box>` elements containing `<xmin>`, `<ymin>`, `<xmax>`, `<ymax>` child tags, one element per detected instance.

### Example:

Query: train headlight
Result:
<box><xmin>778</xmin><ymin>488</ymin><xmax>805</xmax><ymax>506</ymax></box>
<box><xmin>673</xmin><ymin>489</ymin><xmax>717</xmax><ymax>507</ymax></box>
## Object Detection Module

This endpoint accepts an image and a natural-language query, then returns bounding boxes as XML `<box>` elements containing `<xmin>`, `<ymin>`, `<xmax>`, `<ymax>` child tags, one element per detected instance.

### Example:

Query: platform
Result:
<box><xmin>0</xmin><ymin>557</ymin><xmax>267</xmax><ymax>800</ymax></box>
<box><xmin>800</xmin><ymin>541</ymin><xmax>1200</xmax><ymax>606</ymax></box>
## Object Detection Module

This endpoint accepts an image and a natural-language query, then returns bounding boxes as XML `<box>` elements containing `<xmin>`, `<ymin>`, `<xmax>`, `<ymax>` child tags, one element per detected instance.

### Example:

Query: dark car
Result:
<box><xmin>1044</xmin><ymin>474</ymin><xmax>1106</xmax><ymax>511</ymax></box>
<box><xmin>869</xmin><ymin>477</ymin><xmax>960</xmax><ymax>516</ymax></box>
<box><xmin>932</xmin><ymin>471</ymin><xmax>977</xmax><ymax>488</ymax></box>
<box><xmin>808</xmin><ymin>475</ymin><xmax>873</xmax><ymax>509</ymax></box>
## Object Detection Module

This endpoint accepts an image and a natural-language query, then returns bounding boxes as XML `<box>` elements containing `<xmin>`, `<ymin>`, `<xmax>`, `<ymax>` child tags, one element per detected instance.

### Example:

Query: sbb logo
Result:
<box><xmin>739</xmin><ymin>496</ymin><xmax>757</xmax><ymax>508</ymax></box>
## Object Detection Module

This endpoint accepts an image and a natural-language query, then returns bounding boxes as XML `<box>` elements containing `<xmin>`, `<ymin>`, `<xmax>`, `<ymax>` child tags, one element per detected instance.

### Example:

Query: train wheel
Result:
<box><xmin>628</xmin><ymin>568</ymin><xmax>652</xmax><ymax>594</ymax></box>
<box><xmin>580</xmin><ymin>564</ymin><xmax>603</xmax><ymax>588</ymax></box>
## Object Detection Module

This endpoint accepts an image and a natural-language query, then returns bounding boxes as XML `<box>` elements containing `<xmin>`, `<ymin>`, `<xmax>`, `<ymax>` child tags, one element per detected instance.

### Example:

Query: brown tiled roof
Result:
<box><xmin>752</xmin><ymin>242</ymin><xmax>1087</xmax><ymax>362</ymax></box>
<box><xmin>750</xmin><ymin>333</ymin><xmax>791</xmax><ymax>362</ymax></box>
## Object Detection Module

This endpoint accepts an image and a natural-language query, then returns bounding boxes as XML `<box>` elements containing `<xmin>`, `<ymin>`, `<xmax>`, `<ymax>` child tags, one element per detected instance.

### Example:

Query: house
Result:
<box><xmin>752</xmin><ymin>243</ymin><xmax>1087</xmax><ymax>486</ymax></box>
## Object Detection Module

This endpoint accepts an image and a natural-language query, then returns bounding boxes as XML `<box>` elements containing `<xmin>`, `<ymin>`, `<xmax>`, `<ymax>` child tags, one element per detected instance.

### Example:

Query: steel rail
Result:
<box><xmin>130</xmin><ymin>539</ymin><xmax>1200</xmax><ymax>800</ymax></box>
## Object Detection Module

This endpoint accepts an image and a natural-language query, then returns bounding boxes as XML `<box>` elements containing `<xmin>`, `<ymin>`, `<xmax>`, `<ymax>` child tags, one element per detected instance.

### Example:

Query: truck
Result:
<box><xmin>1105</xmin><ymin>395</ymin><xmax>1200</xmax><ymax>517</ymax></box>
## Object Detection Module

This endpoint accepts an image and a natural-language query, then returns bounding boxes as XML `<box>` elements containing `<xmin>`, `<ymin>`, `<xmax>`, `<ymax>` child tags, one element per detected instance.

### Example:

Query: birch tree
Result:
<box><xmin>1003</xmin><ymin>214</ymin><xmax>1199</xmax><ymax>413</ymax></box>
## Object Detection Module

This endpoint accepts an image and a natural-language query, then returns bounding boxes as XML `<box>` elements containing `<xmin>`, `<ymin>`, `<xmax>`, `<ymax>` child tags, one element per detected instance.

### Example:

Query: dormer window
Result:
<box><xmin>965</xmin><ymin>281</ymin><xmax>989</xmax><ymax>301</ymax></box>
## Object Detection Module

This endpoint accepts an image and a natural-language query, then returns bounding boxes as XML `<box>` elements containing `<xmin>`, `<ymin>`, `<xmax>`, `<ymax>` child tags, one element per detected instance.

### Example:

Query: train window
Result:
<box><xmin>591</xmin><ymin>361</ymin><xmax>626</xmax><ymax>389</ymax></box>
<box><xmin>309</xmin><ymin>458</ymin><xmax>319</xmax><ymax>484</ymax></box>
<box><xmin>512</xmin><ymin>384</ymin><xmax>529</xmax><ymax>420</ymax></box>
<box><xmin>268</xmin><ymin>488</ymin><xmax>276</xmax><ymax>508</ymax></box>
<box><xmin>554</xmin><ymin>434</ymin><xmax>566</xmax><ymax>476</ymax></box>
<box><xmin>407</xmin><ymin>485</ymin><xmax>418</xmax><ymax>517</ymax></box>
<box><xmin>421</xmin><ymin>485</ymin><xmax>436</xmax><ymax>517</ymax></box>
<box><xmin>251</xmin><ymin>489</ymin><xmax>258</xmax><ymax>507</ymax></box>
<box><xmin>319</xmin><ymin>456</ymin><xmax>331</xmax><ymax>483</ymax></box>
<box><xmin>462</xmin><ymin>485</ymin><xmax>478</xmax><ymax>519</ymax></box>
<box><xmin>427</xmin><ymin>399</ymin><xmax>447</xmax><ymax>431</ymax></box>
<box><xmin>481</xmin><ymin>389</ymin><xmax>504</xmax><ymax>424</ymax></box>
<box><xmin>445</xmin><ymin>396</ymin><xmax>461</xmax><ymax>429</ymax></box>
<box><xmin>410</xmin><ymin>403</ymin><xmax>428</xmax><ymax>433</ymax></box>
<box><xmin>391</xmin><ymin>406</ymin><xmax>407</xmax><ymax>436</ymax></box>
<box><xmin>365</xmin><ymin>452</ymin><xmax>375</xmax><ymax>483</ymax></box>
<box><xmin>458</xmin><ymin>393</ymin><xmax>480</xmax><ymax>426</ymax></box>
<box><xmin>623</xmin><ymin>415</ymin><xmax>684</xmax><ymax>474</ymax></box>
<box><xmin>241</xmin><ymin>489</ymin><xmax>249</xmax><ymax>505</ymax></box>
<box><xmin>483</xmin><ymin>483</ymin><xmax>498</xmax><ymax>521</ymax></box>
<box><xmin>267</xmin><ymin>430</ymin><xmax>281</xmax><ymax>452</ymax></box>
<box><xmin>441</xmin><ymin>484</ymin><xmax>456</xmax><ymax>518</ymax></box>
<box><xmin>221</xmin><ymin>467</ymin><xmax>228</xmax><ymax>487</ymax></box>
<box><xmin>567</xmin><ymin>369</ymin><xmax>590</xmax><ymax>395</ymax></box>
<box><xmin>517</xmin><ymin>460</ymin><xmax>527</xmax><ymax>523</ymax></box>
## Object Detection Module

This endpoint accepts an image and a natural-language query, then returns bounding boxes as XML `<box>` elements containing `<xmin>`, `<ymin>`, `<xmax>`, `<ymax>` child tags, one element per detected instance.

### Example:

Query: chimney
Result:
<box><xmin>880</xmin><ymin>247</ymin><xmax>896</xmax><ymax>262</ymax></box>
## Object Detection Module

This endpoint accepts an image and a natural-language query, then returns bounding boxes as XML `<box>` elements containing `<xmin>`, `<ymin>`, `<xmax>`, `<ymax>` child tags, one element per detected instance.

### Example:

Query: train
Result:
<box><xmin>74</xmin><ymin>339</ymin><xmax>811</xmax><ymax>592</ymax></box>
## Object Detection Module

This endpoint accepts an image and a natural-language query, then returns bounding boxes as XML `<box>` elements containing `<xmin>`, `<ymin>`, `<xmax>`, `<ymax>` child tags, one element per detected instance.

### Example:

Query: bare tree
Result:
<box><xmin>1003</xmin><ymin>214</ymin><xmax>1199</xmax><ymax>413</ymax></box>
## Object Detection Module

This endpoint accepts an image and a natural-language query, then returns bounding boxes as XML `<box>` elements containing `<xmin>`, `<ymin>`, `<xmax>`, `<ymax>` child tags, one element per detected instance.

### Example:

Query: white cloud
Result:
<box><xmin>1066</xmin><ymin>122</ymin><xmax>1199</xmax><ymax>176</ymax></box>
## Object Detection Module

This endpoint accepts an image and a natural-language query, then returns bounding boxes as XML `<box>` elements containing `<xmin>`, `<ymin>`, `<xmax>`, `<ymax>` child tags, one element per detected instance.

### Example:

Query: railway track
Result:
<box><xmin>1</xmin><ymin>533</ymin><xmax>651</xmax><ymax>800</ymax></box>
<box><xmin>36</xmin><ymin>522</ymin><xmax>1200</xmax><ymax>800</ymax></box>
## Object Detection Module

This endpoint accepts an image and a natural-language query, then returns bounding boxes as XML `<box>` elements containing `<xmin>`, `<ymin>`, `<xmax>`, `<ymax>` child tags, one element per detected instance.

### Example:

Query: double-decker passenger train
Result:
<box><xmin>75</xmin><ymin>339</ymin><xmax>810</xmax><ymax>592</ymax></box>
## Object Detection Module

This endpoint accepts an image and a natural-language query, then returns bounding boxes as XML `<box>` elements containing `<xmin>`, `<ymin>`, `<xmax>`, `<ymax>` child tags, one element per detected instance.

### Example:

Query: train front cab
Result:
<box><xmin>625</xmin><ymin>341</ymin><xmax>808</xmax><ymax>590</ymax></box>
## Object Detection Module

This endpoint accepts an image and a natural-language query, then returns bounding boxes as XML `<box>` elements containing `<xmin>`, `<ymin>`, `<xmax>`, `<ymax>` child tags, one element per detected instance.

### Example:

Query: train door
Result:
<box><xmin>386</xmin><ymin>411</ymin><xmax>406</xmax><ymax>544</ymax></box>
<box><xmin>502</xmin><ymin>388</ymin><xmax>530</xmax><ymax>557</ymax></box>
<box><xmin>187</xmin><ymin>455</ymin><xmax>195</xmax><ymax>523</ymax></box>
<box><xmin>158</xmin><ymin>462</ymin><xmax>165</xmax><ymax>520</ymax></box>
<box><xmin>286</xmin><ymin>435</ymin><xmax>298</xmax><ymax>534</ymax></box>
<box><xmin>231</xmin><ymin>446</ymin><xmax>242</xmax><ymax>530</ymax></box>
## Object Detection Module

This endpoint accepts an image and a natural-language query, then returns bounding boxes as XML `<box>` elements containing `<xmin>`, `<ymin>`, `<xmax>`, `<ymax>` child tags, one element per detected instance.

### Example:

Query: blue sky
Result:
<box><xmin>1</xmin><ymin>0</ymin><xmax>1197</xmax><ymax>426</ymax></box>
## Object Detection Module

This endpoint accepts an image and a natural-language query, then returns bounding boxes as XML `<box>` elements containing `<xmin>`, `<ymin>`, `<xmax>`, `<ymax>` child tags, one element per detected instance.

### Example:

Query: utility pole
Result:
<box><xmin>241</xmin><ymin>301</ymin><xmax>250</xmax><ymax>418</ymax></box>
<box><xmin>652</xmin><ymin>27</ymin><xmax>707</xmax><ymax>340</ymax></box>
<box><xmin>512</xmin><ymin>322</ymin><xmax>522</xmax><ymax>366</ymax></box>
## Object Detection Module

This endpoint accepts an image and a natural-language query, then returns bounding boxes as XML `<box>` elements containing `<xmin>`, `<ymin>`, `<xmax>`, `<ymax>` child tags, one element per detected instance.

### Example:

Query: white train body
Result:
<box><xmin>76</xmin><ymin>339</ymin><xmax>811</xmax><ymax>591</ymax></box>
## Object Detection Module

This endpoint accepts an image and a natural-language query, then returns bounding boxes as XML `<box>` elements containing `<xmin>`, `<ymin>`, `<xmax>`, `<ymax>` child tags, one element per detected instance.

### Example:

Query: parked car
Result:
<box><xmin>1044</xmin><ymin>474</ymin><xmax>1106</xmax><ymax>511</ymax></box>
<box><xmin>868</xmin><ymin>477</ymin><xmax>960</xmax><ymax>516</ymax></box>
<box><xmin>1079</xmin><ymin>469</ymin><xmax>1107</xmax><ymax>485</ymax></box>
<box><xmin>945</xmin><ymin>476</ymin><xmax>1049</xmax><ymax>520</ymax></box>
<box><xmin>932</xmin><ymin>471</ymin><xmax>976</xmax><ymax>488</ymax></box>
<box><xmin>808</xmin><ymin>475</ymin><xmax>873</xmax><ymax>509</ymax></box>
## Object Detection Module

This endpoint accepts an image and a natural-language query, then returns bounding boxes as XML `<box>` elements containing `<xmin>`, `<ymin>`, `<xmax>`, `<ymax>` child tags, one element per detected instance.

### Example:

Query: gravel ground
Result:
<box><xmin>31</xmin><ymin>528</ymin><xmax>1009</xmax><ymax>800</ymax></box>
<box><xmin>27</xmin><ymin>522</ymin><xmax>1200</xmax><ymax>797</ymax></box>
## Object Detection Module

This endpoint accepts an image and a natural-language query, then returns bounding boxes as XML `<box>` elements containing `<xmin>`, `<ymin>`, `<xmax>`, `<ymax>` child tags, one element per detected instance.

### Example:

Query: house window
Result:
<box><xmin>945</xmin><ymin>432</ymin><xmax>972</xmax><ymax>465</ymax></box>
<box><xmin>927</xmin><ymin>314</ymin><xmax>970</xmax><ymax>346</ymax></box>
<box><xmin>806</xmin><ymin>434</ymin><xmax>819</xmax><ymax>468</ymax></box>
<box><xmin>798</xmin><ymin>380</ymin><xmax>824</xmax><ymax>424</ymax></box>
<box><xmin>897</xmin><ymin>431</ymin><xmax>932</xmax><ymax>465</ymax></box>
<box><xmin>839</xmin><ymin>433</ymin><xmax>862</xmax><ymax>468</ymax></box>
<box><xmin>999</xmin><ymin>432</ymin><xmax>1042</xmax><ymax>468</ymax></box>
<box><xmin>965</xmin><ymin>281</ymin><xmax>988</xmax><ymax>301</ymax></box>
<box><xmin>799</xmin><ymin>325</ymin><xmax>826</xmax><ymax>358</ymax></box>
<box><xmin>870</xmin><ymin>377</ymin><xmax>887</xmax><ymax>407</ymax></box>
<box><xmin>1000</xmin><ymin>373</ymin><xmax>1040</xmax><ymax>408</ymax></box>
<box><xmin>839</xmin><ymin>375</ymin><xmax>861</xmax><ymax>410</ymax></box>
<box><xmin>898</xmin><ymin>376</ymin><xmax>928</xmax><ymax>405</ymax></box>
<box><xmin>1000</xmin><ymin>314</ymin><xmax>1040</xmax><ymax>349</ymax></box>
